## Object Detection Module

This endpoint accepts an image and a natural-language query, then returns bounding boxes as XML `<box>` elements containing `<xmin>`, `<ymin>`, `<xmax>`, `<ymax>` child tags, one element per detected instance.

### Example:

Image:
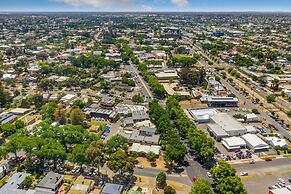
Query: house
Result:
<box><xmin>0</xmin><ymin>112</ymin><xmax>17</xmax><ymax>124</ymax></box>
<box><xmin>0</xmin><ymin>172</ymin><xmax>34</xmax><ymax>194</ymax></box>
<box><xmin>130</xmin><ymin>143</ymin><xmax>161</xmax><ymax>156</ymax></box>
<box><xmin>101</xmin><ymin>183</ymin><xmax>124</xmax><ymax>194</ymax></box>
<box><xmin>67</xmin><ymin>176</ymin><xmax>94</xmax><ymax>194</ymax></box>
<box><xmin>60</xmin><ymin>94</ymin><xmax>77</xmax><ymax>105</ymax></box>
<box><xmin>131</xmin><ymin>109</ymin><xmax>149</xmax><ymax>122</ymax></box>
<box><xmin>35</xmin><ymin>171</ymin><xmax>64</xmax><ymax>194</ymax></box>
<box><xmin>10</xmin><ymin>108</ymin><xmax>30</xmax><ymax>115</ymax></box>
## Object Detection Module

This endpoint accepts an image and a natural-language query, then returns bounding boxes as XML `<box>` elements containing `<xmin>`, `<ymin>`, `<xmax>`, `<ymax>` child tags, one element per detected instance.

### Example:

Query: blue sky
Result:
<box><xmin>1</xmin><ymin>0</ymin><xmax>291</xmax><ymax>12</ymax></box>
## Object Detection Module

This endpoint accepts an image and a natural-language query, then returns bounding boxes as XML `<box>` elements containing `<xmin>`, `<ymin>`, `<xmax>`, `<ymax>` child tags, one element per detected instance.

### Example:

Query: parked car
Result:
<box><xmin>265</xmin><ymin>158</ymin><xmax>273</xmax><ymax>161</ymax></box>
<box><xmin>136</xmin><ymin>164</ymin><xmax>144</xmax><ymax>169</ymax></box>
<box><xmin>249</xmin><ymin>160</ymin><xmax>255</xmax><ymax>164</ymax></box>
<box><xmin>240</xmin><ymin>172</ymin><xmax>248</xmax><ymax>176</ymax></box>
<box><xmin>207</xmin><ymin>172</ymin><xmax>212</xmax><ymax>178</ymax></box>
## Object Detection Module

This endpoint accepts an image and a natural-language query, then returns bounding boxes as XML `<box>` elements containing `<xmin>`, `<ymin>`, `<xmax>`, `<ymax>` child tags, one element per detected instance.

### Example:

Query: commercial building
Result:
<box><xmin>210</xmin><ymin>113</ymin><xmax>247</xmax><ymax>136</ymax></box>
<box><xmin>207</xmin><ymin>124</ymin><xmax>229</xmax><ymax>141</ymax></box>
<box><xmin>189</xmin><ymin>109</ymin><xmax>217</xmax><ymax>123</ymax></box>
<box><xmin>242</xmin><ymin>134</ymin><xmax>269</xmax><ymax>152</ymax></box>
<box><xmin>201</xmin><ymin>96</ymin><xmax>238</xmax><ymax>107</ymax></box>
<box><xmin>265</xmin><ymin>137</ymin><xmax>288</xmax><ymax>149</ymax></box>
<box><xmin>222</xmin><ymin>137</ymin><xmax>246</xmax><ymax>151</ymax></box>
<box><xmin>155</xmin><ymin>70</ymin><xmax>179</xmax><ymax>82</ymax></box>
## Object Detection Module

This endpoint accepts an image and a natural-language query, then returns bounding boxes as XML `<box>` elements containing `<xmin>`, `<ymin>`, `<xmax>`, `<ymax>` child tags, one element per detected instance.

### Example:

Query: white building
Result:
<box><xmin>265</xmin><ymin>137</ymin><xmax>288</xmax><ymax>149</ymax></box>
<box><xmin>210</xmin><ymin>113</ymin><xmax>247</xmax><ymax>136</ymax></box>
<box><xmin>222</xmin><ymin>137</ymin><xmax>246</xmax><ymax>151</ymax></box>
<box><xmin>242</xmin><ymin>134</ymin><xmax>269</xmax><ymax>152</ymax></box>
<box><xmin>189</xmin><ymin>109</ymin><xmax>217</xmax><ymax>123</ymax></box>
<box><xmin>245</xmin><ymin>113</ymin><xmax>260</xmax><ymax>122</ymax></box>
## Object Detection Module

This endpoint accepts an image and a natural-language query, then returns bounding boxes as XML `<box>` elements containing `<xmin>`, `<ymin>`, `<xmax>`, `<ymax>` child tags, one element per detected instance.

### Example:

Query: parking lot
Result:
<box><xmin>233</xmin><ymin>158</ymin><xmax>291</xmax><ymax>194</ymax></box>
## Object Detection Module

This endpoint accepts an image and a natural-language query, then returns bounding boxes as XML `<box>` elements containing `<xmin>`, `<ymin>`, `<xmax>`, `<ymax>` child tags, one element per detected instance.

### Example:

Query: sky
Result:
<box><xmin>1</xmin><ymin>0</ymin><xmax>291</xmax><ymax>12</ymax></box>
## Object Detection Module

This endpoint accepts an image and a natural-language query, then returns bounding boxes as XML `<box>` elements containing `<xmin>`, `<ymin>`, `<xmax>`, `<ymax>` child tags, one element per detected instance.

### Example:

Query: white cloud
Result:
<box><xmin>170</xmin><ymin>0</ymin><xmax>188</xmax><ymax>7</ymax></box>
<box><xmin>141</xmin><ymin>4</ymin><xmax>153</xmax><ymax>11</ymax></box>
<box><xmin>52</xmin><ymin>0</ymin><xmax>134</xmax><ymax>9</ymax></box>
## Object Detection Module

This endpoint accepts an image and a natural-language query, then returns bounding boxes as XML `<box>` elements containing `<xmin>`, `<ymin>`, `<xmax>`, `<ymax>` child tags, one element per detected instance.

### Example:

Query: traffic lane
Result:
<box><xmin>220</xmin><ymin>76</ymin><xmax>291</xmax><ymax>141</ymax></box>
<box><xmin>232</xmin><ymin>158</ymin><xmax>291</xmax><ymax>172</ymax></box>
<box><xmin>184</xmin><ymin>154</ymin><xmax>211</xmax><ymax>182</ymax></box>
<box><xmin>219</xmin><ymin>78</ymin><xmax>253</xmax><ymax>109</ymax></box>
<box><xmin>134</xmin><ymin>168</ymin><xmax>191</xmax><ymax>185</ymax></box>
<box><xmin>260</xmin><ymin>112</ymin><xmax>291</xmax><ymax>141</ymax></box>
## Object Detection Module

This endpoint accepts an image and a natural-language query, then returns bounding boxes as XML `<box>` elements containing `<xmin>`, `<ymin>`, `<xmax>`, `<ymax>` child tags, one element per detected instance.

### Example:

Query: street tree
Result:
<box><xmin>156</xmin><ymin>172</ymin><xmax>167</xmax><ymax>189</ymax></box>
<box><xmin>190</xmin><ymin>178</ymin><xmax>214</xmax><ymax>194</ymax></box>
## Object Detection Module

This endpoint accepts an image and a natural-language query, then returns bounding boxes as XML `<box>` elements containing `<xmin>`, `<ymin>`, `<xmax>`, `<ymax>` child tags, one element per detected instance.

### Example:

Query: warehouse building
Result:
<box><xmin>242</xmin><ymin>134</ymin><xmax>269</xmax><ymax>152</ymax></box>
<box><xmin>207</xmin><ymin>124</ymin><xmax>229</xmax><ymax>141</ymax></box>
<box><xmin>222</xmin><ymin>137</ymin><xmax>246</xmax><ymax>151</ymax></box>
<box><xmin>189</xmin><ymin>108</ymin><xmax>217</xmax><ymax>123</ymax></box>
<box><xmin>210</xmin><ymin>113</ymin><xmax>247</xmax><ymax>136</ymax></box>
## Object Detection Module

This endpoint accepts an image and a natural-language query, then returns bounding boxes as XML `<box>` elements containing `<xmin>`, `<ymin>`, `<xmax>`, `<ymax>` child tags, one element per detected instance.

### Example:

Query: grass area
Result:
<box><xmin>172</xmin><ymin>54</ymin><xmax>194</xmax><ymax>59</ymax></box>
<box><xmin>283</xmin><ymin>154</ymin><xmax>291</xmax><ymax>158</ymax></box>
<box><xmin>0</xmin><ymin>175</ymin><xmax>9</xmax><ymax>188</ymax></box>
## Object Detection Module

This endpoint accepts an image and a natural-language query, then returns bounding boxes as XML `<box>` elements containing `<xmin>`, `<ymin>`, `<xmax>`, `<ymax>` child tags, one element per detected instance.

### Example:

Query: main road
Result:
<box><xmin>219</xmin><ymin>76</ymin><xmax>291</xmax><ymax>142</ymax></box>
<box><xmin>128</xmin><ymin>62</ymin><xmax>154</xmax><ymax>100</ymax></box>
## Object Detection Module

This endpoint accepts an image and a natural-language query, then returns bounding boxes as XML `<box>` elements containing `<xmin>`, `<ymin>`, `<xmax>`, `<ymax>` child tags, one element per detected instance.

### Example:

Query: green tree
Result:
<box><xmin>164</xmin><ymin>143</ymin><xmax>187</xmax><ymax>167</ymax></box>
<box><xmin>72</xmin><ymin>99</ymin><xmax>86</xmax><ymax>109</ymax></box>
<box><xmin>190</xmin><ymin>178</ymin><xmax>214</xmax><ymax>194</ymax></box>
<box><xmin>54</xmin><ymin>104</ymin><xmax>67</xmax><ymax>124</ymax></box>
<box><xmin>69</xmin><ymin>144</ymin><xmax>88</xmax><ymax>171</ymax></box>
<box><xmin>287</xmin><ymin>111</ymin><xmax>291</xmax><ymax>118</ymax></box>
<box><xmin>132</xmin><ymin>94</ymin><xmax>144</xmax><ymax>103</ymax></box>
<box><xmin>21</xmin><ymin>176</ymin><xmax>33</xmax><ymax>189</ymax></box>
<box><xmin>70</xmin><ymin>108</ymin><xmax>85</xmax><ymax>125</ymax></box>
<box><xmin>86</xmin><ymin>140</ymin><xmax>105</xmax><ymax>173</ymax></box>
<box><xmin>146</xmin><ymin>151</ymin><xmax>157</xmax><ymax>163</ymax></box>
<box><xmin>210</xmin><ymin>160</ymin><xmax>236</xmax><ymax>182</ymax></box>
<box><xmin>106</xmin><ymin>135</ymin><xmax>128</xmax><ymax>153</ymax></box>
<box><xmin>164</xmin><ymin>185</ymin><xmax>176</xmax><ymax>194</ymax></box>
<box><xmin>156</xmin><ymin>172</ymin><xmax>167</xmax><ymax>189</ymax></box>
<box><xmin>106</xmin><ymin>149</ymin><xmax>134</xmax><ymax>175</ymax></box>
<box><xmin>267</xmin><ymin>95</ymin><xmax>276</xmax><ymax>103</ymax></box>
<box><xmin>40</xmin><ymin>102</ymin><xmax>58</xmax><ymax>120</ymax></box>
<box><xmin>0</xmin><ymin>82</ymin><xmax>12</xmax><ymax>108</ymax></box>
<box><xmin>216</xmin><ymin>176</ymin><xmax>247</xmax><ymax>194</ymax></box>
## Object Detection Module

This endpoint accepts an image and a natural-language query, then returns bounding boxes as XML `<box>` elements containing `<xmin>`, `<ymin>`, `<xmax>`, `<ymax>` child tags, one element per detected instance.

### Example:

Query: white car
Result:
<box><xmin>207</xmin><ymin>172</ymin><xmax>212</xmax><ymax>178</ymax></box>
<box><xmin>279</xmin><ymin>178</ymin><xmax>285</xmax><ymax>184</ymax></box>
<box><xmin>240</xmin><ymin>172</ymin><xmax>248</xmax><ymax>176</ymax></box>
<box><xmin>136</xmin><ymin>164</ymin><xmax>144</xmax><ymax>169</ymax></box>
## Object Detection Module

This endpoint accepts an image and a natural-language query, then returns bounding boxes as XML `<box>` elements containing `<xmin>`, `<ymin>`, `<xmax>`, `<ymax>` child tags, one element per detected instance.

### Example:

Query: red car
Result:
<box><xmin>192</xmin><ymin>177</ymin><xmax>197</xmax><ymax>182</ymax></box>
<box><xmin>265</xmin><ymin>158</ymin><xmax>273</xmax><ymax>161</ymax></box>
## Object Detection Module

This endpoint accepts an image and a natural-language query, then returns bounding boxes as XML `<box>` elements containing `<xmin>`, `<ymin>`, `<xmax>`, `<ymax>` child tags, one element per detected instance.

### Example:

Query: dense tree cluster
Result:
<box><xmin>179</xmin><ymin>68</ymin><xmax>207</xmax><ymax>88</ymax></box>
<box><xmin>70</xmin><ymin>55</ymin><xmax>120</xmax><ymax>69</ymax></box>
<box><xmin>149</xmin><ymin>100</ymin><xmax>187</xmax><ymax>168</ymax></box>
<box><xmin>165</xmin><ymin>97</ymin><xmax>215</xmax><ymax>163</ymax></box>
<box><xmin>138</xmin><ymin>63</ymin><xmax>166</xmax><ymax>98</ymax></box>
<box><xmin>210</xmin><ymin>160</ymin><xmax>247</xmax><ymax>194</ymax></box>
